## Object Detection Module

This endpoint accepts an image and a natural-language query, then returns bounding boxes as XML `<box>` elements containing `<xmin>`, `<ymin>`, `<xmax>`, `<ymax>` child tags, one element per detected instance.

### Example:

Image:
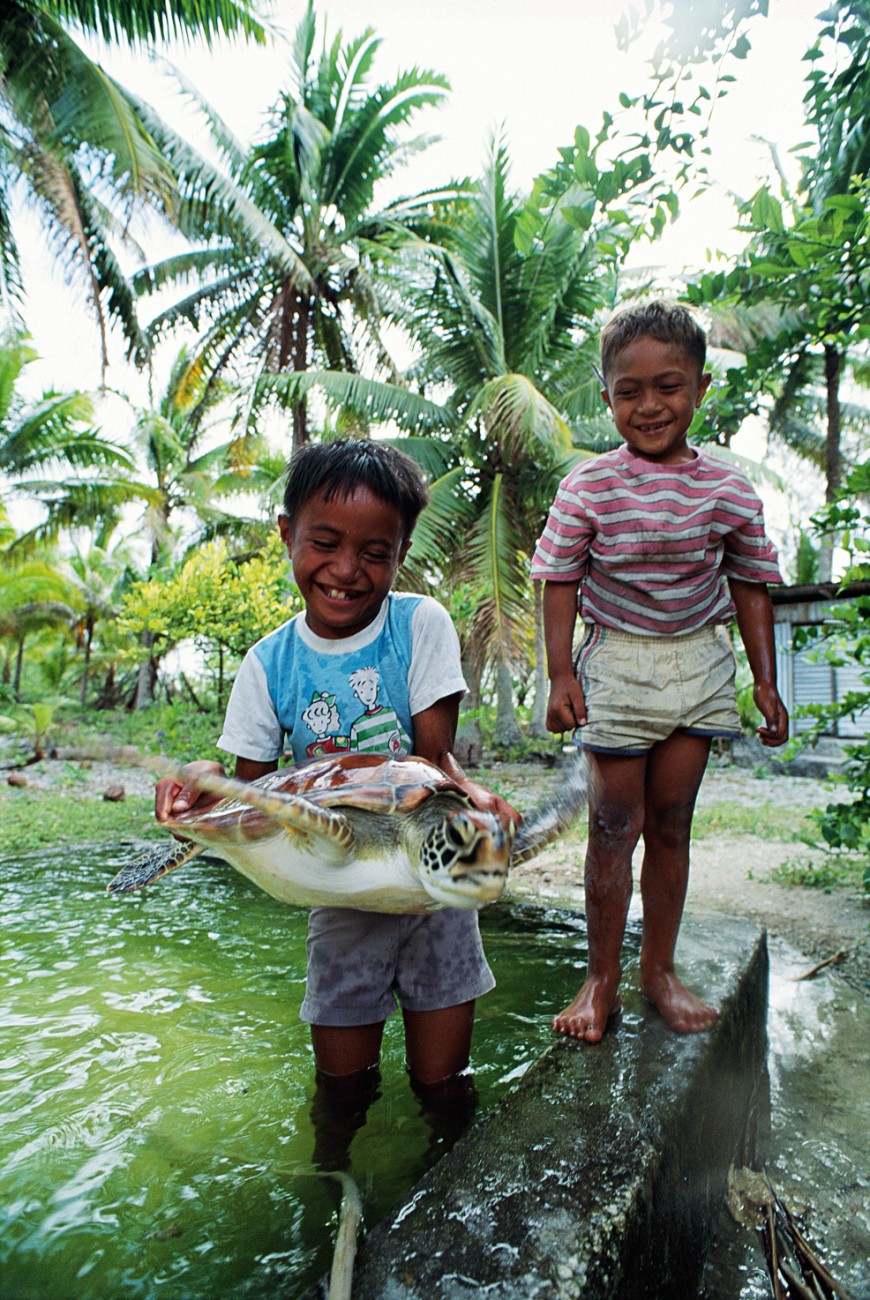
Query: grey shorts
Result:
<box><xmin>299</xmin><ymin>906</ymin><xmax>496</xmax><ymax>1027</ymax></box>
<box><xmin>574</xmin><ymin>623</ymin><xmax>742</xmax><ymax>756</ymax></box>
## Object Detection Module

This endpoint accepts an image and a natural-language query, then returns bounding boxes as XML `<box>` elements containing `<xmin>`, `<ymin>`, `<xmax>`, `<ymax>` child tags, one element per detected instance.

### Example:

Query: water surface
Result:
<box><xmin>0</xmin><ymin>846</ymin><xmax>594</xmax><ymax>1297</ymax></box>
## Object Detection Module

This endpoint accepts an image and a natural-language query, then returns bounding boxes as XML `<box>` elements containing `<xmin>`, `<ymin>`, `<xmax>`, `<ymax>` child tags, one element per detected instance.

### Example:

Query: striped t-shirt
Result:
<box><xmin>531</xmin><ymin>443</ymin><xmax>783</xmax><ymax>636</ymax></box>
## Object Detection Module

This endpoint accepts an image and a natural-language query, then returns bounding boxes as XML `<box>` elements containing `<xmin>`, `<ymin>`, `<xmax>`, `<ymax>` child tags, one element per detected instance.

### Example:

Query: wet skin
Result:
<box><xmin>552</xmin><ymin>733</ymin><xmax>719</xmax><ymax>1043</ymax></box>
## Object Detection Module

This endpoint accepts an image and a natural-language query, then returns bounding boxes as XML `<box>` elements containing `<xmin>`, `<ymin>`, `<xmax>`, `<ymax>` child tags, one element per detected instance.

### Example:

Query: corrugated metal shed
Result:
<box><xmin>771</xmin><ymin>583</ymin><xmax>870</xmax><ymax>738</ymax></box>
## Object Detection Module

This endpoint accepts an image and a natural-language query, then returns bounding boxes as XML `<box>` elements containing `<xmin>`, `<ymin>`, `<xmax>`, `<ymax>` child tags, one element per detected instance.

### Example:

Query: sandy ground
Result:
<box><xmin>10</xmin><ymin>750</ymin><xmax>869</xmax><ymax>990</ymax></box>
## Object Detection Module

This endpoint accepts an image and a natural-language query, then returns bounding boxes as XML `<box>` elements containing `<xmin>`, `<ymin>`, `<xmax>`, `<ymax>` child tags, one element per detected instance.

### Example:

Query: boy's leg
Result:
<box><xmin>402</xmin><ymin>1000</ymin><xmax>476</xmax><ymax>1084</ymax></box>
<box><xmin>308</xmin><ymin>1023</ymin><xmax>386</xmax><ymax>1171</ymax></box>
<box><xmin>553</xmin><ymin>751</ymin><xmax>646</xmax><ymax>1043</ymax></box>
<box><xmin>639</xmin><ymin>730</ymin><xmax>717</xmax><ymax>1033</ymax></box>
<box><xmin>403</xmin><ymin>1002</ymin><xmax>479</xmax><ymax>1155</ymax></box>
<box><xmin>310</xmin><ymin>1022</ymin><xmax>385</xmax><ymax>1076</ymax></box>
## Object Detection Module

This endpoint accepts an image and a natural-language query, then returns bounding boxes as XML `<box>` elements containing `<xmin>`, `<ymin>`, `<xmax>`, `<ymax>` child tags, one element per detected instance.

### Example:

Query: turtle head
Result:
<box><xmin>417</xmin><ymin>808</ymin><xmax>514</xmax><ymax>909</ymax></box>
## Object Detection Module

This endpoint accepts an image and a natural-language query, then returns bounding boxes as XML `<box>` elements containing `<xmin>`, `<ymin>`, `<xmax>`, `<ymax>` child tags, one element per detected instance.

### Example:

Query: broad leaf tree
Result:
<box><xmin>685</xmin><ymin>1</ymin><xmax>870</xmax><ymax>579</ymax></box>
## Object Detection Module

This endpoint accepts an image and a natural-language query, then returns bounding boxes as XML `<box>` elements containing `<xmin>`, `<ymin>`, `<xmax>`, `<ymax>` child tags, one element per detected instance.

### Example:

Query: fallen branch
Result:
<box><xmin>793</xmin><ymin>952</ymin><xmax>847</xmax><ymax>982</ymax></box>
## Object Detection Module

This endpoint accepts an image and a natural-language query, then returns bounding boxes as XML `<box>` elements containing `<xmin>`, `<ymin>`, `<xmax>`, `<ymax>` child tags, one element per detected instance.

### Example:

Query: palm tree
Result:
<box><xmin>0</xmin><ymin>329</ymin><xmax>146</xmax><ymax>546</ymax></box>
<box><xmin>0</xmin><ymin>545</ymin><xmax>77</xmax><ymax>701</ymax></box>
<box><xmin>126</xmin><ymin>345</ymin><xmax>280</xmax><ymax>706</ymax></box>
<box><xmin>64</xmin><ymin>540</ymin><xmax>138</xmax><ymax>705</ymax></box>
<box><xmin>394</xmin><ymin>141</ymin><xmax>623</xmax><ymax>740</ymax></box>
<box><xmin>0</xmin><ymin>0</ymin><xmax>267</xmax><ymax>373</ymax></box>
<box><xmin>134</xmin><ymin>0</ymin><xmax>450</xmax><ymax>451</ymax></box>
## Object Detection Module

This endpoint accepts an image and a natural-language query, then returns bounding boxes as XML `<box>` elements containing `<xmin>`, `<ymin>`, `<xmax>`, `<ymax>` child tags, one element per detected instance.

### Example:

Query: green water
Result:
<box><xmin>0</xmin><ymin>846</ymin><xmax>591</xmax><ymax>1298</ymax></box>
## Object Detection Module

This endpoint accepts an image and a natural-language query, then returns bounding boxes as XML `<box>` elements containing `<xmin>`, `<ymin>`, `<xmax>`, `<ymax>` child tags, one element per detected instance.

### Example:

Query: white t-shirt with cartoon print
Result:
<box><xmin>218</xmin><ymin>592</ymin><xmax>466</xmax><ymax>764</ymax></box>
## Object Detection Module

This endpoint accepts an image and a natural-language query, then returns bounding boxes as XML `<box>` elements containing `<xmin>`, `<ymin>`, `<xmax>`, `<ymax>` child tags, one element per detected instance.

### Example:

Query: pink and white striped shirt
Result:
<box><xmin>531</xmin><ymin>443</ymin><xmax>783</xmax><ymax>636</ymax></box>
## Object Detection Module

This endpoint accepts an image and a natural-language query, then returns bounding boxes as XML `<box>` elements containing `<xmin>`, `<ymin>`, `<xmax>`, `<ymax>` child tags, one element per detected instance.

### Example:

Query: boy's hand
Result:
<box><xmin>545</xmin><ymin>672</ymin><xmax>587</xmax><ymax>735</ymax></box>
<box><xmin>754</xmin><ymin>683</ymin><xmax>789</xmax><ymax>747</ymax></box>
<box><xmin>155</xmin><ymin>760</ymin><xmax>226</xmax><ymax>823</ymax></box>
<box><xmin>460</xmin><ymin>778</ymin><xmax>521</xmax><ymax>830</ymax></box>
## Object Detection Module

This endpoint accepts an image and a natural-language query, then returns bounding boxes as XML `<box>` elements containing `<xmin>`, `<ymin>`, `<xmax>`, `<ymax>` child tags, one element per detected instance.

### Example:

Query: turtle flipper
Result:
<box><xmin>187</xmin><ymin>770</ymin><xmax>357</xmax><ymax>859</ymax></box>
<box><xmin>108</xmin><ymin>839</ymin><xmax>205</xmax><ymax>893</ymax></box>
<box><xmin>511</xmin><ymin>747</ymin><xmax>592</xmax><ymax>864</ymax></box>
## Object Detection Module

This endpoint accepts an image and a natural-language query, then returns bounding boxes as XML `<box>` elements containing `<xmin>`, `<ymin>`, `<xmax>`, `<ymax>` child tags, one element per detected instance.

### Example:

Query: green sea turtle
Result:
<box><xmin>108</xmin><ymin>749</ymin><xmax>589</xmax><ymax>913</ymax></box>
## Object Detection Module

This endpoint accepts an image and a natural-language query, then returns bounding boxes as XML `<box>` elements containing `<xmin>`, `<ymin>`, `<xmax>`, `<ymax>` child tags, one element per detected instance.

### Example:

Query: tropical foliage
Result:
<box><xmin>0</xmin><ymin>0</ymin><xmax>866</xmax><ymax>767</ymax></box>
<box><xmin>787</xmin><ymin>461</ymin><xmax>870</xmax><ymax>884</ymax></box>
<box><xmin>133</xmin><ymin>1</ymin><xmax>451</xmax><ymax>450</ymax></box>
<box><xmin>0</xmin><ymin>0</ymin><xmax>267</xmax><ymax>372</ymax></box>
<box><xmin>685</xmin><ymin>0</ymin><xmax>870</xmax><ymax>579</ymax></box>
<box><xmin>120</xmin><ymin>535</ymin><xmax>299</xmax><ymax>708</ymax></box>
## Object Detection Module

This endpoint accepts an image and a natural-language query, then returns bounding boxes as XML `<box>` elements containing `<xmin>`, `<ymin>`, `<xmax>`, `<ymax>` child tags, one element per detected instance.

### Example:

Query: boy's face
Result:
<box><xmin>602</xmin><ymin>336</ymin><xmax>711</xmax><ymax>465</ymax></box>
<box><xmin>279</xmin><ymin>486</ymin><xmax>410</xmax><ymax>640</ymax></box>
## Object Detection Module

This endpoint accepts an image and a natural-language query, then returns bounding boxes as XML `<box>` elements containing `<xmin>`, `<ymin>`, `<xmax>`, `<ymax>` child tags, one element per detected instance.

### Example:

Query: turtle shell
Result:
<box><xmin>184</xmin><ymin>752</ymin><xmax>468</xmax><ymax>830</ymax></box>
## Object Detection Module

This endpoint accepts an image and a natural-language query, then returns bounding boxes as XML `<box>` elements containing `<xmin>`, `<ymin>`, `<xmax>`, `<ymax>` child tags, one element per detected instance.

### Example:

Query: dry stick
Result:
<box><xmin>793</xmin><ymin>952</ymin><xmax>847</xmax><ymax>982</ymax></box>
<box><xmin>785</xmin><ymin>1207</ymin><xmax>853</xmax><ymax>1299</ymax></box>
<box><xmin>326</xmin><ymin>1171</ymin><xmax>363</xmax><ymax>1300</ymax></box>
<box><xmin>765</xmin><ymin>1203</ymin><xmax>787</xmax><ymax>1300</ymax></box>
<box><xmin>766</xmin><ymin>1174</ymin><xmax>852</xmax><ymax>1300</ymax></box>
<box><xmin>778</xmin><ymin>1256</ymin><xmax>824</xmax><ymax>1300</ymax></box>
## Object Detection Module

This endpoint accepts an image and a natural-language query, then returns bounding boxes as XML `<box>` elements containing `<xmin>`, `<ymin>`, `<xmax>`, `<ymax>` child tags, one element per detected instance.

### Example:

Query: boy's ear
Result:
<box><xmin>278</xmin><ymin>513</ymin><xmax>293</xmax><ymax>556</ymax></box>
<box><xmin>696</xmin><ymin>371</ymin><xmax>713</xmax><ymax>405</ymax></box>
<box><xmin>398</xmin><ymin>539</ymin><xmax>412</xmax><ymax>566</ymax></box>
<box><xmin>601</xmin><ymin>387</ymin><xmax>613</xmax><ymax>413</ymax></box>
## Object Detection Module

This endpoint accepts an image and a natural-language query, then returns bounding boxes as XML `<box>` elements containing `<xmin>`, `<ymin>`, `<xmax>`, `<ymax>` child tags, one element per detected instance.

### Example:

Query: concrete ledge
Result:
<box><xmin>353</xmin><ymin>917</ymin><xmax>769</xmax><ymax>1299</ymax></box>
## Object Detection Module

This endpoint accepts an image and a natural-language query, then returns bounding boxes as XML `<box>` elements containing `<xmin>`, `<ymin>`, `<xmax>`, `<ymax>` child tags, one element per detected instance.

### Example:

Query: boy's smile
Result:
<box><xmin>602</xmin><ymin>336</ymin><xmax>711</xmax><ymax>465</ymax></box>
<box><xmin>280</xmin><ymin>486</ymin><xmax>410</xmax><ymax>640</ymax></box>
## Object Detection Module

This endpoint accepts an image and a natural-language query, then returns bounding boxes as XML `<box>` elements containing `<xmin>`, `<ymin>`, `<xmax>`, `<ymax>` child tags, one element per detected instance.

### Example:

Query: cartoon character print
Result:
<box><xmin>348</xmin><ymin>666</ymin><xmax>405</xmax><ymax>755</ymax></box>
<box><xmin>301</xmin><ymin>691</ymin><xmax>351</xmax><ymax>759</ymax></box>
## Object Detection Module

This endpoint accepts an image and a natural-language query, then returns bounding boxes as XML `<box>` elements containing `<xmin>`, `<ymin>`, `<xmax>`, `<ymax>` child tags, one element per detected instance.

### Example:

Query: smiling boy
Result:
<box><xmin>156</xmin><ymin>439</ymin><xmax>517</xmax><ymax>1155</ymax></box>
<box><xmin>532</xmin><ymin>301</ymin><xmax>788</xmax><ymax>1043</ymax></box>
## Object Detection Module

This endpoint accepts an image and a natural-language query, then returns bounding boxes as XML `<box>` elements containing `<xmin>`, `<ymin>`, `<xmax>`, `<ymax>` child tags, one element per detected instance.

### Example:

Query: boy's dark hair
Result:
<box><xmin>282</xmin><ymin>438</ymin><xmax>429</xmax><ymax>541</ymax></box>
<box><xmin>600</xmin><ymin>301</ymin><xmax>707</xmax><ymax>384</ymax></box>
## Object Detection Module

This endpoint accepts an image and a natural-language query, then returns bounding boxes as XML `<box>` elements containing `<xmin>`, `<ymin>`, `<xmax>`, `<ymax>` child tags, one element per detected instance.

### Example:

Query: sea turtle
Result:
<box><xmin>108</xmin><ymin>748</ymin><xmax>590</xmax><ymax>913</ymax></box>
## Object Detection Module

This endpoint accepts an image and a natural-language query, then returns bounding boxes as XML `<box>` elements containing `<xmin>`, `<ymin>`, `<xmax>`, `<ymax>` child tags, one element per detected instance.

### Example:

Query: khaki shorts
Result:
<box><xmin>574</xmin><ymin>623</ymin><xmax>742</xmax><ymax>755</ymax></box>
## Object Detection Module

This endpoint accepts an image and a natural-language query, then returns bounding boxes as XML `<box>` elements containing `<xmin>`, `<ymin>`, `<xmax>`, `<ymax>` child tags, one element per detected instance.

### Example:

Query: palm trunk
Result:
<box><xmin>79</xmin><ymin>615</ymin><xmax>94</xmax><ymax>705</ymax></box>
<box><xmin>494</xmin><ymin>659</ymin><xmax>523</xmax><ymax>749</ymax></box>
<box><xmin>279</xmin><ymin>285</ymin><xmax>312</xmax><ymax>454</ymax></box>
<box><xmin>134</xmin><ymin>629</ymin><xmax>158</xmax><ymax>710</ymax></box>
<box><xmin>819</xmin><ymin>343</ymin><xmax>842</xmax><ymax>583</ymax></box>
<box><xmin>455</xmin><ymin>651</ymin><xmax>484</xmax><ymax>765</ymax></box>
<box><xmin>13</xmin><ymin>634</ymin><xmax>24</xmax><ymax>701</ymax></box>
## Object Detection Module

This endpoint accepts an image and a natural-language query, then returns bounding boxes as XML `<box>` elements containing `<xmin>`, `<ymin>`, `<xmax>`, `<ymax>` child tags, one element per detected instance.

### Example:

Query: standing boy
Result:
<box><xmin>532</xmin><ymin>301</ymin><xmax>788</xmax><ymax>1043</ymax></box>
<box><xmin>156</xmin><ymin>438</ymin><xmax>517</xmax><ymax>1143</ymax></box>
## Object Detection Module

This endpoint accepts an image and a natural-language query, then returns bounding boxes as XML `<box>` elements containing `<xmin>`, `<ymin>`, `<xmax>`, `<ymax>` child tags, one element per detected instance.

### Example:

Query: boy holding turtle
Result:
<box><xmin>532</xmin><ymin>300</ymin><xmax>788</xmax><ymax>1043</ymax></box>
<box><xmin>156</xmin><ymin>439</ymin><xmax>516</xmax><ymax>1145</ymax></box>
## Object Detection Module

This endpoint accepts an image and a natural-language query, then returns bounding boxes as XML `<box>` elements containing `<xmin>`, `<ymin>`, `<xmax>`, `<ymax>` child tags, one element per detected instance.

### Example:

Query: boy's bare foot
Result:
<box><xmin>552</xmin><ymin>974</ymin><xmax>622</xmax><ymax>1043</ymax></box>
<box><xmin>641</xmin><ymin>968</ymin><xmax>717</xmax><ymax>1034</ymax></box>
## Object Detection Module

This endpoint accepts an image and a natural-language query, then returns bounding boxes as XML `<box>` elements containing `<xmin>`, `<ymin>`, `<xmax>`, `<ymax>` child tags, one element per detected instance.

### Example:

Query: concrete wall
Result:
<box><xmin>350</xmin><ymin>916</ymin><xmax>769</xmax><ymax>1299</ymax></box>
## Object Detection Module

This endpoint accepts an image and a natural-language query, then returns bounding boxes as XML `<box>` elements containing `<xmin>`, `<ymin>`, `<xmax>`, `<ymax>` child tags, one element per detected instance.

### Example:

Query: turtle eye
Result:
<box><xmin>446</xmin><ymin>812</ymin><xmax>475</xmax><ymax>849</ymax></box>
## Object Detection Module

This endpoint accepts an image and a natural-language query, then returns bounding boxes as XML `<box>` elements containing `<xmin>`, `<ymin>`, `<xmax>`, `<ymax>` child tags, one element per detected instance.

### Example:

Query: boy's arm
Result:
<box><xmin>543</xmin><ymin>579</ymin><xmax>587</xmax><ymax>733</ymax></box>
<box><xmin>155</xmin><ymin>756</ymin><xmax>277</xmax><ymax>822</ymax></box>
<box><xmin>413</xmin><ymin>693</ymin><xmax>520</xmax><ymax>826</ymax></box>
<box><xmin>728</xmin><ymin>577</ymin><xmax>789</xmax><ymax>747</ymax></box>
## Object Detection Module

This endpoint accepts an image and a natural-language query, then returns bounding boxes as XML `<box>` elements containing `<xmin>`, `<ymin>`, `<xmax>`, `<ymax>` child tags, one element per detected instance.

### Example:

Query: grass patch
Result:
<box><xmin>769</xmin><ymin>854</ymin><xmax>866</xmax><ymax>893</ymax></box>
<box><xmin>55</xmin><ymin>703</ymin><xmax>227</xmax><ymax>766</ymax></box>
<box><xmin>692</xmin><ymin>800</ymin><xmax>816</xmax><ymax>842</ymax></box>
<box><xmin>1</xmin><ymin>787</ymin><xmax>160</xmax><ymax>855</ymax></box>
